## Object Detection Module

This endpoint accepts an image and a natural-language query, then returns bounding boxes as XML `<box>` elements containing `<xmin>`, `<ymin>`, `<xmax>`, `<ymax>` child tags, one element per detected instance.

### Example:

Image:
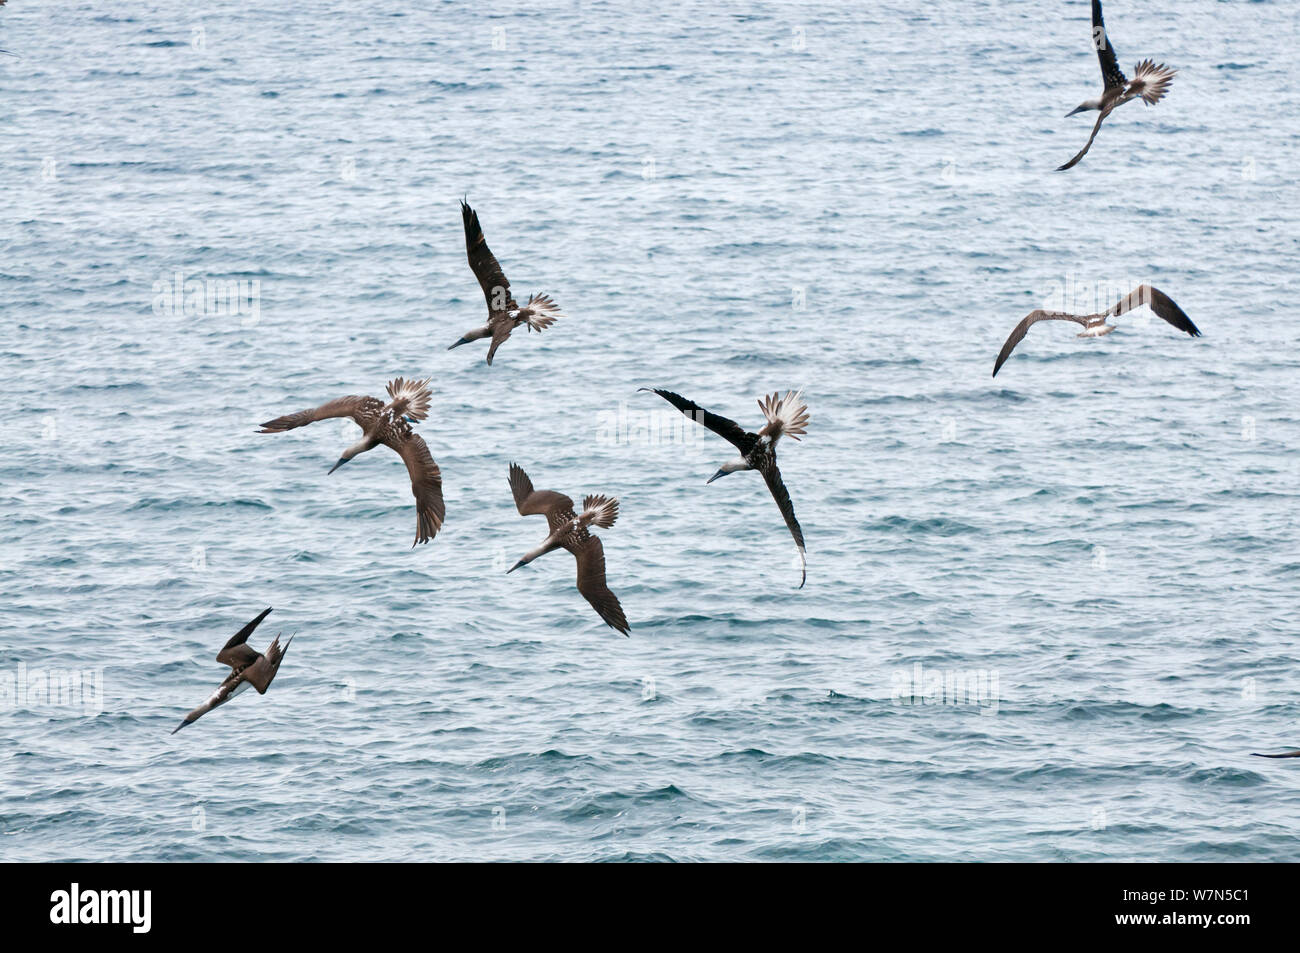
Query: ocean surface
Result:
<box><xmin>2</xmin><ymin>0</ymin><xmax>1299</xmax><ymax>862</ymax></box>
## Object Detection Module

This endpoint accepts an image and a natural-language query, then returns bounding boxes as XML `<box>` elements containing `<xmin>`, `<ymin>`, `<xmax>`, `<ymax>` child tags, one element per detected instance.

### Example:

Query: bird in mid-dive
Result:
<box><xmin>1056</xmin><ymin>0</ymin><xmax>1176</xmax><ymax>171</ymax></box>
<box><xmin>641</xmin><ymin>387</ymin><xmax>810</xmax><ymax>588</ymax></box>
<box><xmin>505</xmin><ymin>463</ymin><xmax>629</xmax><ymax>636</ymax></box>
<box><xmin>258</xmin><ymin>377</ymin><xmax>445</xmax><ymax>546</ymax></box>
<box><xmin>992</xmin><ymin>285</ymin><xmax>1199</xmax><ymax>377</ymax></box>
<box><xmin>172</xmin><ymin>607</ymin><xmax>292</xmax><ymax>734</ymax></box>
<box><xmin>1252</xmin><ymin>750</ymin><xmax>1300</xmax><ymax>759</ymax></box>
<box><xmin>447</xmin><ymin>199</ymin><xmax>562</xmax><ymax>365</ymax></box>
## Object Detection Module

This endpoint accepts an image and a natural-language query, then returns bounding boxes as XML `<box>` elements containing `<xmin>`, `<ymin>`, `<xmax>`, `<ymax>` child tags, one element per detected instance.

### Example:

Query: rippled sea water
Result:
<box><xmin>2</xmin><ymin>0</ymin><xmax>1299</xmax><ymax>861</ymax></box>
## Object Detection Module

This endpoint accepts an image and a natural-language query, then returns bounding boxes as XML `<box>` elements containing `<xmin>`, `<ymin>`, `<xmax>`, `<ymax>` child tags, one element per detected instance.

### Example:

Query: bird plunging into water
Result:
<box><xmin>172</xmin><ymin>607</ymin><xmax>292</xmax><ymax>734</ymax></box>
<box><xmin>505</xmin><ymin>463</ymin><xmax>629</xmax><ymax>636</ymax></box>
<box><xmin>447</xmin><ymin>200</ymin><xmax>562</xmax><ymax>365</ymax></box>
<box><xmin>258</xmin><ymin>377</ymin><xmax>446</xmax><ymax>546</ymax></box>
<box><xmin>1056</xmin><ymin>0</ymin><xmax>1176</xmax><ymax>171</ymax></box>
<box><xmin>641</xmin><ymin>388</ymin><xmax>810</xmax><ymax>588</ymax></box>
<box><xmin>992</xmin><ymin>285</ymin><xmax>1200</xmax><ymax>377</ymax></box>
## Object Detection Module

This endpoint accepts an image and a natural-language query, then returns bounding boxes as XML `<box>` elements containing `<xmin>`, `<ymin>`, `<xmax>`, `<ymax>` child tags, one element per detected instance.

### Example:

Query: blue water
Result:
<box><xmin>3</xmin><ymin>0</ymin><xmax>1300</xmax><ymax>861</ymax></box>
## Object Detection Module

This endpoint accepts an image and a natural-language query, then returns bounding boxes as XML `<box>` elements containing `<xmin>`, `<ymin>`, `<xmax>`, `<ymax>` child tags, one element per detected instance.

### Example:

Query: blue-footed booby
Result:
<box><xmin>506</xmin><ymin>463</ymin><xmax>629</xmax><ymax>636</ymax></box>
<box><xmin>448</xmin><ymin>200</ymin><xmax>562</xmax><ymax>365</ymax></box>
<box><xmin>172</xmin><ymin>607</ymin><xmax>292</xmax><ymax>734</ymax></box>
<box><xmin>1056</xmin><ymin>0</ymin><xmax>1176</xmax><ymax>171</ymax></box>
<box><xmin>258</xmin><ymin>377</ymin><xmax>445</xmax><ymax>545</ymax></box>
<box><xmin>640</xmin><ymin>388</ymin><xmax>809</xmax><ymax>589</ymax></box>
<box><xmin>992</xmin><ymin>285</ymin><xmax>1199</xmax><ymax>377</ymax></box>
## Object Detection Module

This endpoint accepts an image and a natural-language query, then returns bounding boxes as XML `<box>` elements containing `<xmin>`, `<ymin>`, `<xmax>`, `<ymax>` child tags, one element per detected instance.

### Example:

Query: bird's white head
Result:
<box><xmin>707</xmin><ymin>457</ymin><xmax>751</xmax><ymax>484</ymax></box>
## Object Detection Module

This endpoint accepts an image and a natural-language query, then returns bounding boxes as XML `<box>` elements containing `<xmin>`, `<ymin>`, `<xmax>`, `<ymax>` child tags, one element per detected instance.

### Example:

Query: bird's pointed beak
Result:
<box><xmin>171</xmin><ymin>720</ymin><xmax>190</xmax><ymax>735</ymax></box>
<box><xmin>506</xmin><ymin>558</ymin><xmax>526</xmax><ymax>574</ymax></box>
<box><xmin>327</xmin><ymin>457</ymin><xmax>347</xmax><ymax>474</ymax></box>
<box><xmin>1065</xmin><ymin>104</ymin><xmax>1087</xmax><ymax>117</ymax></box>
<box><xmin>706</xmin><ymin>468</ymin><xmax>729</xmax><ymax>484</ymax></box>
<box><xmin>447</xmin><ymin>337</ymin><xmax>471</xmax><ymax>350</ymax></box>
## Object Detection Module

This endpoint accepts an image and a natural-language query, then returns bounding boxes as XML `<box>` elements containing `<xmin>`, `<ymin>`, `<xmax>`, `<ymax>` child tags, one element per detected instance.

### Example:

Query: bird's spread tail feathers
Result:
<box><xmin>268</xmin><ymin>632</ymin><xmax>294</xmax><ymax>663</ymax></box>
<box><xmin>385</xmin><ymin>377</ymin><xmax>433</xmax><ymax>422</ymax></box>
<box><xmin>1133</xmin><ymin>60</ymin><xmax>1175</xmax><ymax>104</ymax></box>
<box><xmin>520</xmin><ymin>293</ymin><xmax>561</xmax><ymax>332</ymax></box>
<box><xmin>581</xmin><ymin>494</ymin><xmax>619</xmax><ymax>529</ymax></box>
<box><xmin>758</xmin><ymin>390</ymin><xmax>810</xmax><ymax>441</ymax></box>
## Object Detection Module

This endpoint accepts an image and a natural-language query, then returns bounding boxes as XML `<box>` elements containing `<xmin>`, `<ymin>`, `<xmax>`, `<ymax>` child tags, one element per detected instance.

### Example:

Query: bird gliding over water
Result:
<box><xmin>1056</xmin><ymin>0</ymin><xmax>1176</xmax><ymax>171</ymax></box>
<box><xmin>172</xmin><ymin>607</ymin><xmax>292</xmax><ymax>734</ymax></box>
<box><xmin>992</xmin><ymin>285</ymin><xmax>1200</xmax><ymax>377</ymax></box>
<box><xmin>506</xmin><ymin>463</ymin><xmax>629</xmax><ymax>636</ymax></box>
<box><xmin>641</xmin><ymin>388</ymin><xmax>810</xmax><ymax>588</ymax></box>
<box><xmin>258</xmin><ymin>377</ymin><xmax>446</xmax><ymax>546</ymax></box>
<box><xmin>448</xmin><ymin>200</ymin><xmax>562</xmax><ymax>365</ymax></box>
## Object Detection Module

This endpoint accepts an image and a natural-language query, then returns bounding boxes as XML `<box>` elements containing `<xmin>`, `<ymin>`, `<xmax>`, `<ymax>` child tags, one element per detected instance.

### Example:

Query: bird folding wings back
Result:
<box><xmin>216</xmin><ymin>607</ymin><xmax>273</xmax><ymax>668</ymax></box>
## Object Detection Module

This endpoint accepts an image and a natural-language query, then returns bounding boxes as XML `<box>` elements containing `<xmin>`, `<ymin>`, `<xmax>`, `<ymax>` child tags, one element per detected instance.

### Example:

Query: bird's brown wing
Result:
<box><xmin>258</xmin><ymin>395</ymin><xmax>382</xmax><ymax>433</ymax></box>
<box><xmin>389</xmin><ymin>431</ymin><xmax>445</xmax><ymax>545</ymax></box>
<box><xmin>216</xmin><ymin>607</ymin><xmax>273</xmax><ymax>668</ymax></box>
<box><xmin>992</xmin><ymin>310</ymin><xmax>1091</xmax><ymax>377</ymax></box>
<box><xmin>1091</xmin><ymin>0</ymin><xmax>1126</xmax><ymax>90</ymax></box>
<box><xmin>760</xmin><ymin>461</ymin><xmax>807</xmax><ymax>589</ymax></box>
<box><xmin>1056</xmin><ymin>107</ymin><xmax>1112</xmax><ymax>172</ymax></box>
<box><xmin>242</xmin><ymin>634</ymin><xmax>292</xmax><ymax>694</ymax></box>
<box><xmin>461</xmin><ymin>199</ymin><xmax>516</xmax><ymax>314</ymax></box>
<box><xmin>573</xmin><ymin>536</ymin><xmax>630</xmax><ymax>636</ymax></box>
<box><xmin>508</xmin><ymin>463</ymin><xmax>573</xmax><ymax>526</ymax></box>
<box><xmin>1108</xmin><ymin>285</ymin><xmax>1201</xmax><ymax>337</ymax></box>
<box><xmin>639</xmin><ymin>388</ymin><xmax>758</xmax><ymax>454</ymax></box>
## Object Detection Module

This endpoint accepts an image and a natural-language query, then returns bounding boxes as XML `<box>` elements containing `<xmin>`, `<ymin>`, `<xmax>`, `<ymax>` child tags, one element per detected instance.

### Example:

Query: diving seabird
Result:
<box><xmin>641</xmin><ymin>388</ymin><xmax>809</xmax><ymax>588</ymax></box>
<box><xmin>992</xmin><ymin>285</ymin><xmax>1200</xmax><ymax>377</ymax></box>
<box><xmin>447</xmin><ymin>199</ymin><xmax>562</xmax><ymax>365</ymax></box>
<box><xmin>1252</xmin><ymin>750</ymin><xmax>1300</xmax><ymax>759</ymax></box>
<box><xmin>172</xmin><ymin>607</ymin><xmax>292</xmax><ymax>734</ymax></box>
<box><xmin>505</xmin><ymin>463</ymin><xmax>630</xmax><ymax>636</ymax></box>
<box><xmin>258</xmin><ymin>376</ymin><xmax>445</xmax><ymax>546</ymax></box>
<box><xmin>1056</xmin><ymin>0</ymin><xmax>1177</xmax><ymax>171</ymax></box>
